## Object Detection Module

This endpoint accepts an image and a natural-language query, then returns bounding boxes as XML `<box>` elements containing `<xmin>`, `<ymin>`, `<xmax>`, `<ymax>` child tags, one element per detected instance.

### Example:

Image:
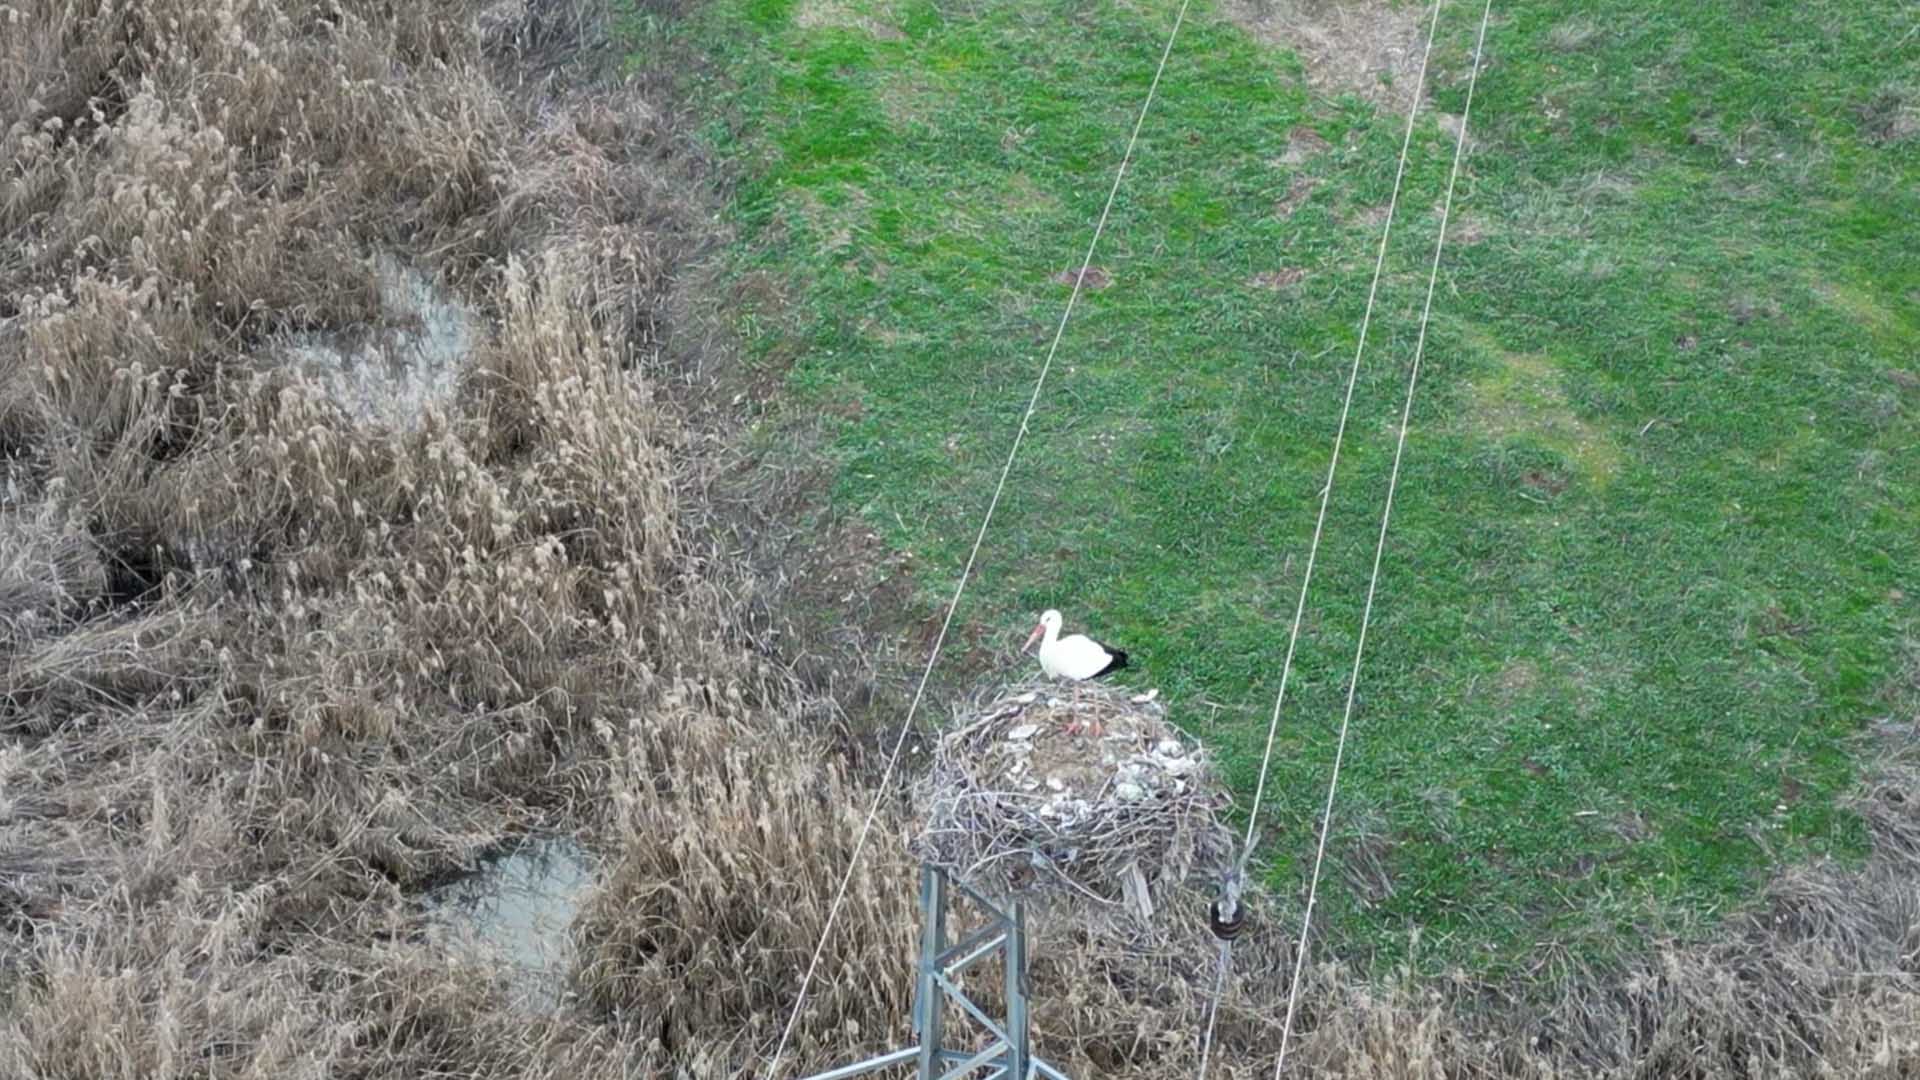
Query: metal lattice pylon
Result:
<box><xmin>799</xmin><ymin>865</ymin><xmax>1071</xmax><ymax>1080</ymax></box>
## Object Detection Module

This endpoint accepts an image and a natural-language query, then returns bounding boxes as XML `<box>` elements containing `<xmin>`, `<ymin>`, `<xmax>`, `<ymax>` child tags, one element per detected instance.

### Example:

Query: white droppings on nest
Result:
<box><xmin>912</xmin><ymin>677</ymin><xmax>1234</xmax><ymax>915</ymax></box>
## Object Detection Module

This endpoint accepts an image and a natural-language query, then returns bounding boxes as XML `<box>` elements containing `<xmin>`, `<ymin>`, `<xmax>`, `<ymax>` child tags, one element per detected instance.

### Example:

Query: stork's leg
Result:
<box><xmin>1072</xmin><ymin>683</ymin><xmax>1093</xmax><ymax>737</ymax></box>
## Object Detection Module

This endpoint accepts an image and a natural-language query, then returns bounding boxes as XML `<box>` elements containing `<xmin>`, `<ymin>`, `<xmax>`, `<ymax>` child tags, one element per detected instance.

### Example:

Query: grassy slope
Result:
<box><xmin>660</xmin><ymin>0</ymin><xmax>1920</xmax><ymax>974</ymax></box>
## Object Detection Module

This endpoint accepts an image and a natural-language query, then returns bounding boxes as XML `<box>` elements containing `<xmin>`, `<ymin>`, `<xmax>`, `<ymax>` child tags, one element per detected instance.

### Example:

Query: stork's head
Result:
<box><xmin>1022</xmin><ymin>609</ymin><xmax>1063</xmax><ymax>653</ymax></box>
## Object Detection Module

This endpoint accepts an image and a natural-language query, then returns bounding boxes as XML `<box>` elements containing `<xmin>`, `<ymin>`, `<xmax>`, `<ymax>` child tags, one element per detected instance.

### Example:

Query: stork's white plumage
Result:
<box><xmin>1023</xmin><ymin>610</ymin><xmax>1128</xmax><ymax>735</ymax></box>
<box><xmin>1024</xmin><ymin>610</ymin><xmax>1127</xmax><ymax>680</ymax></box>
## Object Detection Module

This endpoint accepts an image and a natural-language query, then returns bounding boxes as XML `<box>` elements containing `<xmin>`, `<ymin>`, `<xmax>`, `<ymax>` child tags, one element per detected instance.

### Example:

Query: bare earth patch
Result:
<box><xmin>1728</xmin><ymin>292</ymin><xmax>1784</xmax><ymax>325</ymax></box>
<box><xmin>1449</xmin><ymin>212</ymin><xmax>1490</xmax><ymax>245</ymax></box>
<box><xmin>1434</xmin><ymin>110</ymin><xmax>1475</xmax><ymax>148</ymax></box>
<box><xmin>1858</xmin><ymin>83</ymin><xmax>1918</xmax><ymax>146</ymax></box>
<box><xmin>1496</xmin><ymin>658</ymin><xmax>1539</xmax><ymax>701</ymax></box>
<box><xmin>1053</xmin><ymin>265</ymin><xmax>1112</xmax><ymax>290</ymax></box>
<box><xmin>1346</xmin><ymin>202</ymin><xmax>1393</xmax><ymax>230</ymax></box>
<box><xmin>1273</xmin><ymin>125</ymin><xmax>1332</xmax><ymax>165</ymax></box>
<box><xmin>1249</xmin><ymin>268</ymin><xmax>1308</xmax><ymax>290</ymax></box>
<box><xmin>864</xmin><ymin>322</ymin><xmax>927</xmax><ymax>348</ymax></box>
<box><xmin>785</xmin><ymin>183</ymin><xmax>873</xmax><ymax>257</ymax></box>
<box><xmin>1225</xmin><ymin>0</ymin><xmax>1428</xmax><ymax>110</ymax></box>
<box><xmin>1274</xmin><ymin>174</ymin><xmax>1318</xmax><ymax>218</ymax></box>
<box><xmin>1520</xmin><ymin>467</ymin><xmax>1571</xmax><ymax>498</ymax></box>
<box><xmin>999</xmin><ymin>171</ymin><xmax>1060</xmax><ymax>216</ymax></box>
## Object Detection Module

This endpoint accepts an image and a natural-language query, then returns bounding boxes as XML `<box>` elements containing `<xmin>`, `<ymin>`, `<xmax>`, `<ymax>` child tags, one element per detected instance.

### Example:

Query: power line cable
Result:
<box><xmin>762</xmin><ymin>2</ymin><xmax>1197</xmax><ymax>1073</ymax></box>
<box><xmin>1193</xmin><ymin>0</ymin><xmax>1448</xmax><ymax>1071</ymax></box>
<box><xmin>1271</xmin><ymin>2</ymin><xmax>1497</xmax><ymax>1075</ymax></box>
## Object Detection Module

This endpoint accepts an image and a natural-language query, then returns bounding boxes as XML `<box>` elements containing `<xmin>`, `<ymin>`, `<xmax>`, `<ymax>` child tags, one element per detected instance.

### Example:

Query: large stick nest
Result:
<box><xmin>911</xmin><ymin>677</ymin><xmax>1235</xmax><ymax>914</ymax></box>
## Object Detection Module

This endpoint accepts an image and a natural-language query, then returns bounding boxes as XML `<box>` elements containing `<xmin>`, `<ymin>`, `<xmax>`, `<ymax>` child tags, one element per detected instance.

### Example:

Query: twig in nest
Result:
<box><xmin>910</xmin><ymin>676</ymin><xmax>1235</xmax><ymax>917</ymax></box>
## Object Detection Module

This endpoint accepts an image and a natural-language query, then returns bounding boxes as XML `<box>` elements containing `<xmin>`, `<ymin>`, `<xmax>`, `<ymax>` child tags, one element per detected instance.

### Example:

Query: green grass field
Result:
<box><xmin>641</xmin><ymin>0</ymin><xmax>1920</xmax><ymax>975</ymax></box>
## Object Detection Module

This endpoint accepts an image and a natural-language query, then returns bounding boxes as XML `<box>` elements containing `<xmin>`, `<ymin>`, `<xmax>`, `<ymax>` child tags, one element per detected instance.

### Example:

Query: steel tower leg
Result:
<box><xmin>796</xmin><ymin>865</ymin><xmax>1069</xmax><ymax>1080</ymax></box>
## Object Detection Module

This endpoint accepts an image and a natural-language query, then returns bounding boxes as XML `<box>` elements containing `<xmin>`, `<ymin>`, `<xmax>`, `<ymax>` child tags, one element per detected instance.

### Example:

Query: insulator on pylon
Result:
<box><xmin>1209</xmin><ymin>896</ymin><xmax>1247</xmax><ymax>941</ymax></box>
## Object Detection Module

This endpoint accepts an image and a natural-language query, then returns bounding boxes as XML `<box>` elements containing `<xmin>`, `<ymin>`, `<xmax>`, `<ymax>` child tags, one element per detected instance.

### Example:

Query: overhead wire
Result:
<box><xmin>1270</xmin><ymin>0</ymin><xmax>1498</xmax><ymax>1074</ymax></box>
<box><xmin>761</xmin><ymin>1</ymin><xmax>1197</xmax><ymax>1074</ymax></box>
<box><xmin>1193</xmin><ymin>0</ymin><xmax>1448</xmax><ymax>1073</ymax></box>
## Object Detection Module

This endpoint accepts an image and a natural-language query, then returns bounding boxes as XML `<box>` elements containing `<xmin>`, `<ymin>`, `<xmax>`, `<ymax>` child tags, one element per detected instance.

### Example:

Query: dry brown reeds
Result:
<box><xmin>574</xmin><ymin>698</ymin><xmax>921</xmax><ymax>1066</ymax></box>
<box><xmin>0</xmin><ymin>0</ymin><xmax>733</xmax><ymax>1074</ymax></box>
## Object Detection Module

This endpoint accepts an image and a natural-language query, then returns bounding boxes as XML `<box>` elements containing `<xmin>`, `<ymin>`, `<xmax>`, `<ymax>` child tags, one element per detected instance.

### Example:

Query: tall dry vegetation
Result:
<box><xmin>0</xmin><ymin>0</ymin><xmax>909</xmax><ymax>1073</ymax></box>
<box><xmin>1</xmin><ymin>0</ymin><xmax>1916</xmax><ymax>1076</ymax></box>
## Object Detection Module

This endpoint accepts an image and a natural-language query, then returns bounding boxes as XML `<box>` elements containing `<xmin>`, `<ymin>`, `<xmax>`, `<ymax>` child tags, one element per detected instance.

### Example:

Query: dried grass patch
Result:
<box><xmin>793</xmin><ymin>0</ymin><xmax>908</xmax><ymax>41</ymax></box>
<box><xmin>1225</xmin><ymin>0</ymin><xmax>1429</xmax><ymax>111</ymax></box>
<box><xmin>1250</xmin><ymin>268</ymin><xmax>1310</xmax><ymax>290</ymax></box>
<box><xmin>1859</xmin><ymin>82</ymin><xmax>1919</xmax><ymax>146</ymax></box>
<box><xmin>1546</xmin><ymin>16</ymin><xmax>1602</xmax><ymax>53</ymax></box>
<box><xmin>0</xmin><ymin>0</ymin><xmax>736</xmax><ymax>1074</ymax></box>
<box><xmin>1274</xmin><ymin>175</ymin><xmax>1319</xmax><ymax>218</ymax></box>
<box><xmin>1462</xmin><ymin>328</ymin><xmax>1622</xmax><ymax>486</ymax></box>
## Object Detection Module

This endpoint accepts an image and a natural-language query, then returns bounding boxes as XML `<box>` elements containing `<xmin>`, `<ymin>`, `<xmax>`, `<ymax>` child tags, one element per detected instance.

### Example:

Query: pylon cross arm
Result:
<box><xmin>938</xmin><ymin>924</ymin><xmax>1009</xmax><ymax>974</ymax></box>
<box><xmin>931</xmin><ymin>970</ymin><xmax>1013</xmax><ymax>1045</ymax></box>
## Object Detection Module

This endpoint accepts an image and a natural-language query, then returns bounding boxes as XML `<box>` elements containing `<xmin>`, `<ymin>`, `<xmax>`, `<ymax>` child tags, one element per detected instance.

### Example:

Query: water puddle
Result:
<box><xmin>421</xmin><ymin>836</ymin><xmax>597</xmax><ymax>1009</ymax></box>
<box><xmin>281</xmin><ymin>254</ymin><xmax>476</xmax><ymax>431</ymax></box>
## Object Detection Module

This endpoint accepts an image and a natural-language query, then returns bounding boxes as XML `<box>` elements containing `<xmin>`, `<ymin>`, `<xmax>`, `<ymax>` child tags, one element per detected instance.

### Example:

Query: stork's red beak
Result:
<box><xmin>1022</xmin><ymin>623</ymin><xmax>1044</xmax><ymax>654</ymax></box>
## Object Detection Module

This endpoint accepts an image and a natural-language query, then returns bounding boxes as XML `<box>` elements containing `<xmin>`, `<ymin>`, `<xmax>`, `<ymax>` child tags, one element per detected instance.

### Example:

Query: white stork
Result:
<box><xmin>1022</xmin><ymin>609</ymin><xmax>1128</xmax><ymax>736</ymax></box>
